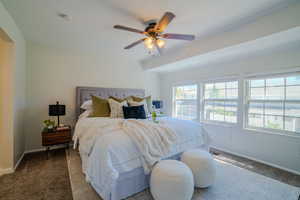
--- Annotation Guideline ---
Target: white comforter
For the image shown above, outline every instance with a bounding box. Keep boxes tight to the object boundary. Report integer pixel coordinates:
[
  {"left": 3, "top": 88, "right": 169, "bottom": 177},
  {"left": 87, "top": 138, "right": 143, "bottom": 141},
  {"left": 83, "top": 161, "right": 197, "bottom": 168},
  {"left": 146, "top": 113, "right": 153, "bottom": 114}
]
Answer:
[{"left": 73, "top": 117, "right": 209, "bottom": 200}]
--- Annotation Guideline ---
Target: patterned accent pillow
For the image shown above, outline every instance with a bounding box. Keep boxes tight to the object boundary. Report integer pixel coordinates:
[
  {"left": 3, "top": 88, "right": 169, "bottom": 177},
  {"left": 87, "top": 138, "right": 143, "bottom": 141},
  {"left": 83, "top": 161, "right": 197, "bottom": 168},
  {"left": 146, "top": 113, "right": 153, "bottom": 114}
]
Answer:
[{"left": 108, "top": 98, "right": 128, "bottom": 118}]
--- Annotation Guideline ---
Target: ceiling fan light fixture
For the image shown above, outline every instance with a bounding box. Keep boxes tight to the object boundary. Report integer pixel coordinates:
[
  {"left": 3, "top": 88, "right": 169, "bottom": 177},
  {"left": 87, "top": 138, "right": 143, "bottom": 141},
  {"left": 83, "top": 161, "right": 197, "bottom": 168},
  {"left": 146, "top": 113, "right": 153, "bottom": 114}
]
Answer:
[
  {"left": 144, "top": 37, "right": 154, "bottom": 49},
  {"left": 144, "top": 37, "right": 153, "bottom": 45},
  {"left": 145, "top": 43, "right": 154, "bottom": 50},
  {"left": 156, "top": 39, "right": 165, "bottom": 48}
]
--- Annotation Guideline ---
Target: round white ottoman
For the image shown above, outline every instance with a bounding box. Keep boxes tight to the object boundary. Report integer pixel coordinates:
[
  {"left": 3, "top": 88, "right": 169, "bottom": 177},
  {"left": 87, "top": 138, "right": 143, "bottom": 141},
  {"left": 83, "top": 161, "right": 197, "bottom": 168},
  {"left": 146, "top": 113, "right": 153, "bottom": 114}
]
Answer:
[
  {"left": 181, "top": 149, "right": 216, "bottom": 188},
  {"left": 150, "top": 160, "right": 194, "bottom": 200}
]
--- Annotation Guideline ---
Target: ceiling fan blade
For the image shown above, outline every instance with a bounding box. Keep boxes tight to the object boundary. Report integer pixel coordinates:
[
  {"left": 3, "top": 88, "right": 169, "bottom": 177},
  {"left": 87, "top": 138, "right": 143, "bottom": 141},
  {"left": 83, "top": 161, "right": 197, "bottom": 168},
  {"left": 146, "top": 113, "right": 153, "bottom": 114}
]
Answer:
[
  {"left": 114, "top": 25, "right": 145, "bottom": 34},
  {"left": 155, "top": 12, "right": 175, "bottom": 33},
  {"left": 124, "top": 38, "right": 146, "bottom": 49},
  {"left": 161, "top": 33, "right": 195, "bottom": 41}
]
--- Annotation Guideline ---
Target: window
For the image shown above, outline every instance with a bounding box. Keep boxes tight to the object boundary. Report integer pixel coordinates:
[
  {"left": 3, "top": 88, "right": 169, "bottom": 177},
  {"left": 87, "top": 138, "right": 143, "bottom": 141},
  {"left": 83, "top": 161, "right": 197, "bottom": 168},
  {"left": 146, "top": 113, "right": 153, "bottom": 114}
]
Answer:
[
  {"left": 173, "top": 84, "right": 198, "bottom": 120},
  {"left": 203, "top": 81, "right": 238, "bottom": 123},
  {"left": 245, "top": 74, "right": 300, "bottom": 134}
]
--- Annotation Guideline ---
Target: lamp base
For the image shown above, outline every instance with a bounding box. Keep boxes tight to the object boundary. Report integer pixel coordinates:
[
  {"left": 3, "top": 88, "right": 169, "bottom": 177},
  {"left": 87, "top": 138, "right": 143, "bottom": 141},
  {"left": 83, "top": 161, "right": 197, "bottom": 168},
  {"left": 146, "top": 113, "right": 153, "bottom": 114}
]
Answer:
[{"left": 57, "top": 115, "right": 60, "bottom": 127}]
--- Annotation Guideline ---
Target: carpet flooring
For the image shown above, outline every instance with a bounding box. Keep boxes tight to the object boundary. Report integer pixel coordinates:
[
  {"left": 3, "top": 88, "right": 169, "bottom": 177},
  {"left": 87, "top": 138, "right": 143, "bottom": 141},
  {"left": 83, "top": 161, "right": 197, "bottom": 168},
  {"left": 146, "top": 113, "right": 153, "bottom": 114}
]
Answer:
[
  {"left": 210, "top": 148, "right": 300, "bottom": 187},
  {"left": 67, "top": 149, "right": 300, "bottom": 200},
  {"left": 1, "top": 148, "right": 299, "bottom": 200},
  {"left": 0, "top": 149, "right": 73, "bottom": 200}
]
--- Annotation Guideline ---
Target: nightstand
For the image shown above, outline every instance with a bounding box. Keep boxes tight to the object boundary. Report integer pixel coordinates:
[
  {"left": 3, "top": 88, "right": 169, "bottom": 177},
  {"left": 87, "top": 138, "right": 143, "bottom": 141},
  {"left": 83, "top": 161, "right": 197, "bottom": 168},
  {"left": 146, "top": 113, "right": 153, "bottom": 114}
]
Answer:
[{"left": 42, "top": 126, "right": 72, "bottom": 159}]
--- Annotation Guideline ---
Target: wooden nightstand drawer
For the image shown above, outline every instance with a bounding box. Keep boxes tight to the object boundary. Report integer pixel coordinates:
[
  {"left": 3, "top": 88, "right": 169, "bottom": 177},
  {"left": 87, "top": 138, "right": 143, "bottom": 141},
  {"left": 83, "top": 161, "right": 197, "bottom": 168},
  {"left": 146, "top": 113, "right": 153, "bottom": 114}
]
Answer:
[
  {"left": 41, "top": 126, "right": 72, "bottom": 159},
  {"left": 42, "top": 129, "right": 71, "bottom": 146},
  {"left": 42, "top": 135, "right": 71, "bottom": 146}
]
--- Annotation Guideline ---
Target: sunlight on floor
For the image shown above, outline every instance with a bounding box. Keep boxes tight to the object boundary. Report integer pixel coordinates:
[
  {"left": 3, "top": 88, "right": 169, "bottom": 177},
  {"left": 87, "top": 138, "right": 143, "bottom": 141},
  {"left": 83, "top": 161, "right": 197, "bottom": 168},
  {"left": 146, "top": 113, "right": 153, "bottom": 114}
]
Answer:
[{"left": 214, "top": 156, "right": 254, "bottom": 169}]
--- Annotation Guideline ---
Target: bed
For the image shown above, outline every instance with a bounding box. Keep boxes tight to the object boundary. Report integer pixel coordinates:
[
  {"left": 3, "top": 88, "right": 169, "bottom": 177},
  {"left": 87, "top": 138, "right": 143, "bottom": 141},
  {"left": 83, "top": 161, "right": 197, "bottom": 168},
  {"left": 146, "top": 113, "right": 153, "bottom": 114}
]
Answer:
[{"left": 74, "top": 86, "right": 210, "bottom": 200}]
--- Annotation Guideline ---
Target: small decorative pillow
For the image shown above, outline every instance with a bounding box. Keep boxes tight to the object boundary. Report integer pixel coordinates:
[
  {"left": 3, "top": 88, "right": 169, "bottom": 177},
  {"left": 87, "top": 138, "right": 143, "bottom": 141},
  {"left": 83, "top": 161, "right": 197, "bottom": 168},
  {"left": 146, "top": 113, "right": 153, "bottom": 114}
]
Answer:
[
  {"left": 128, "top": 99, "right": 149, "bottom": 115},
  {"left": 123, "top": 105, "right": 146, "bottom": 119},
  {"left": 108, "top": 98, "right": 128, "bottom": 118}
]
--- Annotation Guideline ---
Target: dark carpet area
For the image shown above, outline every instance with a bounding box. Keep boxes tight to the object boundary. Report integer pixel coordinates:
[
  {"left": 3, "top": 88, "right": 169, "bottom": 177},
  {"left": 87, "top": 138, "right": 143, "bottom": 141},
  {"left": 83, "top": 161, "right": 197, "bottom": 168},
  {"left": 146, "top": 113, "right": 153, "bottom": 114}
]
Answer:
[{"left": 0, "top": 149, "right": 73, "bottom": 200}]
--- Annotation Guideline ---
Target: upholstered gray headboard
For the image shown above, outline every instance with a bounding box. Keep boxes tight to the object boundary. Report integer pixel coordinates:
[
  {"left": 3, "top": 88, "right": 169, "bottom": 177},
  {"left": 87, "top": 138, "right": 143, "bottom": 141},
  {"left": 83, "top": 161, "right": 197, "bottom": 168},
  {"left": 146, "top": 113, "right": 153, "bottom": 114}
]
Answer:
[{"left": 76, "top": 86, "right": 145, "bottom": 118}]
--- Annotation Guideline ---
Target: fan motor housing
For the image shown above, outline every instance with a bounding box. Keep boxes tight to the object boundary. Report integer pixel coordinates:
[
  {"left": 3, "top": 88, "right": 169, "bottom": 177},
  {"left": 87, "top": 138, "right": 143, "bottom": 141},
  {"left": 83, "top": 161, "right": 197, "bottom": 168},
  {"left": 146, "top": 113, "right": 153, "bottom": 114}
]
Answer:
[
  {"left": 145, "top": 21, "right": 158, "bottom": 37},
  {"left": 145, "top": 22, "right": 156, "bottom": 31},
  {"left": 144, "top": 19, "right": 157, "bottom": 29}
]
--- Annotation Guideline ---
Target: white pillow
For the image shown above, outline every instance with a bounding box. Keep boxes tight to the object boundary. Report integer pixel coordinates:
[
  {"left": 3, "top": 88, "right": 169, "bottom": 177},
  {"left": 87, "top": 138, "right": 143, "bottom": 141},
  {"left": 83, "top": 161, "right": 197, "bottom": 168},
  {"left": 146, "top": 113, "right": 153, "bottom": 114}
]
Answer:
[
  {"left": 108, "top": 98, "right": 128, "bottom": 118},
  {"left": 80, "top": 100, "right": 92, "bottom": 110},
  {"left": 79, "top": 110, "right": 91, "bottom": 119},
  {"left": 128, "top": 100, "right": 149, "bottom": 114}
]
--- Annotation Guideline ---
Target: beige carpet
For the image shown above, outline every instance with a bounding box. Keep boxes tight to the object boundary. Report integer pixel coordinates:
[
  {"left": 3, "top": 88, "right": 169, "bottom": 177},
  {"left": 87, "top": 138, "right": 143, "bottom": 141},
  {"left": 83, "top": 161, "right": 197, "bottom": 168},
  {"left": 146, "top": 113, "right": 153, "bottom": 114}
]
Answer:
[{"left": 67, "top": 150, "right": 300, "bottom": 200}]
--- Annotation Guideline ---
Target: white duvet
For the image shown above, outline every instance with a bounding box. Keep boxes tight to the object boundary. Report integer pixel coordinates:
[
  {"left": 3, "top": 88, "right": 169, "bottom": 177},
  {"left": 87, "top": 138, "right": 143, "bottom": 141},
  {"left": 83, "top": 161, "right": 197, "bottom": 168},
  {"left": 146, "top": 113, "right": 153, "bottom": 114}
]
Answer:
[{"left": 73, "top": 116, "right": 209, "bottom": 200}]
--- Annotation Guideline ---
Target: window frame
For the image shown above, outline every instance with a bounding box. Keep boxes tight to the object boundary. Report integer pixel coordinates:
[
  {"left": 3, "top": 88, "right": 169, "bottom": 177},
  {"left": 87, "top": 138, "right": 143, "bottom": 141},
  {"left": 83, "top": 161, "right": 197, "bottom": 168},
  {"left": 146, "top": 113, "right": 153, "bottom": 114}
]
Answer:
[
  {"left": 172, "top": 83, "right": 199, "bottom": 121},
  {"left": 201, "top": 79, "right": 239, "bottom": 125},
  {"left": 244, "top": 72, "right": 300, "bottom": 136}
]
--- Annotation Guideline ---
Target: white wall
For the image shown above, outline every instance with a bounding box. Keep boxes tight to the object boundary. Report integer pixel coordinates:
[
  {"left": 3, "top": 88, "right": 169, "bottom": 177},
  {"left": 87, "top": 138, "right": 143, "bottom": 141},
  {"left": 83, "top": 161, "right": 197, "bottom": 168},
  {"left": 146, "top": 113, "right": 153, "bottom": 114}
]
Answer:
[
  {"left": 0, "top": 1, "right": 26, "bottom": 172},
  {"left": 160, "top": 48, "right": 300, "bottom": 174},
  {"left": 26, "top": 42, "right": 160, "bottom": 151}
]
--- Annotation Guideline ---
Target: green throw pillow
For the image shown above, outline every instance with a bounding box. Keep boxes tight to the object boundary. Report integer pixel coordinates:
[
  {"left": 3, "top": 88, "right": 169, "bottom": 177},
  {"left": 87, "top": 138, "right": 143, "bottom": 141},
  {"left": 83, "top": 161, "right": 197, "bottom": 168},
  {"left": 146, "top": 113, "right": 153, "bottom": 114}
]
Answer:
[{"left": 89, "top": 96, "right": 110, "bottom": 117}]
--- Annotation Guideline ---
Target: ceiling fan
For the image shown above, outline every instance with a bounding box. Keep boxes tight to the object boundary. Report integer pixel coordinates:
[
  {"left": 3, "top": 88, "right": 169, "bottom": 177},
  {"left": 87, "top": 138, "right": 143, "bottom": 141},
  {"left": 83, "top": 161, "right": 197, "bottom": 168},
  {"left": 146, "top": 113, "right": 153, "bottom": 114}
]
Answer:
[{"left": 113, "top": 12, "right": 195, "bottom": 54}]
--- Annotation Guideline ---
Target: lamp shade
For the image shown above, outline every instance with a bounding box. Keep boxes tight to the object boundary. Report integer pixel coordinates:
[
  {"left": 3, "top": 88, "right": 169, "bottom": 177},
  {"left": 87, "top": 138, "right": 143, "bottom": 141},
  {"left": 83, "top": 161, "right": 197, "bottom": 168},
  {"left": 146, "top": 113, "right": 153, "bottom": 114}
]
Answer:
[
  {"left": 152, "top": 100, "right": 163, "bottom": 109},
  {"left": 49, "top": 102, "right": 65, "bottom": 116}
]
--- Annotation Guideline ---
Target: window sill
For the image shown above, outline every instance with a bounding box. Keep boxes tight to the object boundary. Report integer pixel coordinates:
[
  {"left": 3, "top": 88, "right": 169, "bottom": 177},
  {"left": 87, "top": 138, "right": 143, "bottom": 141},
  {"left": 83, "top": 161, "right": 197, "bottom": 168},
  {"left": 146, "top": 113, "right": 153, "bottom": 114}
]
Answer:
[
  {"left": 244, "top": 127, "right": 300, "bottom": 139},
  {"left": 201, "top": 120, "right": 237, "bottom": 128}
]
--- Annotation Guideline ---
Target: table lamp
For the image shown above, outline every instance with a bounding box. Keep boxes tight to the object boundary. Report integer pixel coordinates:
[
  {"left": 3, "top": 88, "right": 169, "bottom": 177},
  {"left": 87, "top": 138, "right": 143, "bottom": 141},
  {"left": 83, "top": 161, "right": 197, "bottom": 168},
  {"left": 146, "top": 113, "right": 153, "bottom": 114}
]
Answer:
[
  {"left": 49, "top": 101, "right": 65, "bottom": 127},
  {"left": 152, "top": 100, "right": 163, "bottom": 113}
]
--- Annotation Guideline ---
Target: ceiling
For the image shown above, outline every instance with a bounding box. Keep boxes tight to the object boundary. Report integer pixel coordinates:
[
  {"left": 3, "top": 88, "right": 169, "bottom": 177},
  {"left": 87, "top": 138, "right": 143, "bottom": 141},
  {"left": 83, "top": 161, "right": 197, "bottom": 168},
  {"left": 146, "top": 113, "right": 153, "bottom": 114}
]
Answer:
[
  {"left": 144, "top": 27, "right": 300, "bottom": 72},
  {"left": 1, "top": 0, "right": 294, "bottom": 58}
]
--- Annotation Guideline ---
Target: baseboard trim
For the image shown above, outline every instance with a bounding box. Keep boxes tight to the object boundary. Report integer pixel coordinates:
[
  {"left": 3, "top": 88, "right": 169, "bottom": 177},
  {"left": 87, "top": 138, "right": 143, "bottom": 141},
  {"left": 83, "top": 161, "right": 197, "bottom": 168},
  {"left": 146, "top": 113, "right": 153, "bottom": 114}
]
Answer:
[
  {"left": 25, "top": 144, "right": 71, "bottom": 154},
  {"left": 0, "top": 168, "right": 14, "bottom": 176},
  {"left": 211, "top": 146, "right": 300, "bottom": 176},
  {"left": 14, "top": 152, "right": 25, "bottom": 171},
  {"left": 24, "top": 148, "right": 46, "bottom": 154},
  {"left": 0, "top": 152, "right": 25, "bottom": 176}
]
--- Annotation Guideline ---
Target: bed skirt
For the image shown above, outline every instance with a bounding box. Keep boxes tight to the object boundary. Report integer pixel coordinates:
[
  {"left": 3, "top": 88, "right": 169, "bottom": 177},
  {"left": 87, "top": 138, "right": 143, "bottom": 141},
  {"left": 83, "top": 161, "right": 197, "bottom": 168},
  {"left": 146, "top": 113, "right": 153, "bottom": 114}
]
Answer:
[
  {"left": 85, "top": 143, "right": 209, "bottom": 200},
  {"left": 119, "top": 153, "right": 182, "bottom": 200},
  {"left": 90, "top": 153, "right": 183, "bottom": 200}
]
